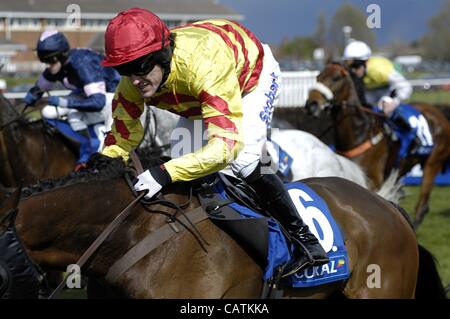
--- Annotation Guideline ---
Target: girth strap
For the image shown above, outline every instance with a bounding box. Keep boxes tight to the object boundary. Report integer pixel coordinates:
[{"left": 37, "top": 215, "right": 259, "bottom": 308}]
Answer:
[{"left": 105, "top": 206, "right": 208, "bottom": 284}]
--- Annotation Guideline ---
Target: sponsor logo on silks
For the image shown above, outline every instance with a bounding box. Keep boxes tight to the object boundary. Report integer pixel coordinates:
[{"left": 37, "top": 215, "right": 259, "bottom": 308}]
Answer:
[
  {"left": 286, "top": 182, "right": 350, "bottom": 288},
  {"left": 259, "top": 72, "right": 279, "bottom": 126}
]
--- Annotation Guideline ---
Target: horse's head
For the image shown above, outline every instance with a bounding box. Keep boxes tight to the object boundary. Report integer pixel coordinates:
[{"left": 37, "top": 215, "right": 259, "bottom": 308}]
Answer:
[{"left": 305, "top": 63, "right": 354, "bottom": 117}]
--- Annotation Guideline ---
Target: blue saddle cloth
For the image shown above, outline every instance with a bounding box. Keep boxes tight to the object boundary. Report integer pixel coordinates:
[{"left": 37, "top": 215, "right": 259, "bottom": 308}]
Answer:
[
  {"left": 388, "top": 104, "right": 434, "bottom": 163},
  {"left": 212, "top": 178, "right": 350, "bottom": 288}
]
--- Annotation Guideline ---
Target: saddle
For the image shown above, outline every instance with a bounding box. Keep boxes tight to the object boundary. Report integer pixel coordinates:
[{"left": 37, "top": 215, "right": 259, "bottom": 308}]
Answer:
[
  {"left": 193, "top": 172, "right": 350, "bottom": 294},
  {"left": 102, "top": 153, "right": 348, "bottom": 296},
  {"left": 194, "top": 173, "right": 271, "bottom": 269}
]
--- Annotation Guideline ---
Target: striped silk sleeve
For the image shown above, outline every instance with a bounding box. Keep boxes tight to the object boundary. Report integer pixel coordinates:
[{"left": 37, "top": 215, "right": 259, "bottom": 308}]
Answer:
[
  {"left": 163, "top": 48, "right": 244, "bottom": 182},
  {"left": 102, "top": 77, "right": 145, "bottom": 161}
]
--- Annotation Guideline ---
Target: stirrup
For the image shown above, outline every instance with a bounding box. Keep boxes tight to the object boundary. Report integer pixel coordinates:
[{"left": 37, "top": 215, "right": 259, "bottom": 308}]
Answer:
[
  {"left": 281, "top": 236, "right": 329, "bottom": 278},
  {"left": 281, "top": 255, "right": 329, "bottom": 278},
  {"left": 281, "top": 259, "right": 313, "bottom": 278}
]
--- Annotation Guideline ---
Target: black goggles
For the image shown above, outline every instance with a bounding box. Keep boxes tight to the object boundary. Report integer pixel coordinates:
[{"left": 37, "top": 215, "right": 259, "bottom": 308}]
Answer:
[
  {"left": 113, "top": 54, "right": 157, "bottom": 77},
  {"left": 350, "top": 60, "right": 367, "bottom": 69},
  {"left": 37, "top": 51, "right": 60, "bottom": 64}
]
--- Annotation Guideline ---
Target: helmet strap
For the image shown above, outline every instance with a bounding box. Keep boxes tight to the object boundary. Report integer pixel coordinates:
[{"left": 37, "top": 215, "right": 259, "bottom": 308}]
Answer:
[{"left": 157, "top": 34, "right": 175, "bottom": 91}]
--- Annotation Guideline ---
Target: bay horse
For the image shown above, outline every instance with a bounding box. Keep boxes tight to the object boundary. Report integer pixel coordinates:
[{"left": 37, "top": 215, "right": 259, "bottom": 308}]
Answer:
[
  {"left": 0, "top": 94, "right": 76, "bottom": 187},
  {"left": 305, "top": 63, "right": 450, "bottom": 228},
  {"left": 1, "top": 154, "right": 445, "bottom": 298},
  {"left": 0, "top": 93, "right": 175, "bottom": 188}
]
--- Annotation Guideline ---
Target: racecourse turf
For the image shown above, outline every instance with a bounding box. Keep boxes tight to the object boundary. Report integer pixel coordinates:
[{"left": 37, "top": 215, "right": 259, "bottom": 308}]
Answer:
[{"left": 400, "top": 185, "right": 450, "bottom": 287}]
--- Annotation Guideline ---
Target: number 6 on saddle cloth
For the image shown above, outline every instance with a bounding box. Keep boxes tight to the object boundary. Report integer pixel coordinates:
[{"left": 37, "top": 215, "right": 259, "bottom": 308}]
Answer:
[{"left": 195, "top": 173, "right": 350, "bottom": 288}]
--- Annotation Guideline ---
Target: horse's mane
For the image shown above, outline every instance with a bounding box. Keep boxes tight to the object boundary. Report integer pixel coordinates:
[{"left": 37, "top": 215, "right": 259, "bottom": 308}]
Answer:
[
  {"left": 20, "top": 150, "right": 167, "bottom": 198},
  {"left": 20, "top": 154, "right": 127, "bottom": 198},
  {"left": 330, "top": 61, "right": 344, "bottom": 66},
  {"left": 0, "top": 93, "right": 19, "bottom": 123}
]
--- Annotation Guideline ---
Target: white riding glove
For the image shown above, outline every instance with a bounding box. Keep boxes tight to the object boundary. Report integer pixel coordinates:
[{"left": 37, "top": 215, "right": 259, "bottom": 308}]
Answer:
[
  {"left": 378, "top": 96, "right": 400, "bottom": 115},
  {"left": 133, "top": 165, "right": 172, "bottom": 199}
]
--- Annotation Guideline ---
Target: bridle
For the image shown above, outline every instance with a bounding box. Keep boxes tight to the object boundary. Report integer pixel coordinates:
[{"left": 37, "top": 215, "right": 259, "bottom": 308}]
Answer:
[
  {"left": 310, "top": 66, "right": 387, "bottom": 157},
  {"left": 138, "top": 106, "right": 171, "bottom": 155}
]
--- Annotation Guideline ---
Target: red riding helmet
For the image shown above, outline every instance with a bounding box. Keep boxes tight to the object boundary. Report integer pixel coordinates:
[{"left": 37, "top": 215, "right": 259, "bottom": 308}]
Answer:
[{"left": 102, "top": 8, "right": 171, "bottom": 67}]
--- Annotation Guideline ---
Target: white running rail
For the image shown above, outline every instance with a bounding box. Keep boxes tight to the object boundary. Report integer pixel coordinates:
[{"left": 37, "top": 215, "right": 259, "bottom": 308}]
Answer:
[
  {"left": 4, "top": 71, "right": 449, "bottom": 108},
  {"left": 277, "top": 71, "right": 319, "bottom": 107}
]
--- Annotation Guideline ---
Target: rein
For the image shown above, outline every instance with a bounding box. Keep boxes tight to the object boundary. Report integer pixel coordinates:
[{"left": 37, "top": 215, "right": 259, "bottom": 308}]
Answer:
[
  {"left": 320, "top": 99, "right": 387, "bottom": 158},
  {"left": 137, "top": 106, "right": 171, "bottom": 154},
  {"left": 48, "top": 151, "right": 146, "bottom": 298},
  {"left": 0, "top": 108, "right": 37, "bottom": 130},
  {"left": 355, "top": 104, "right": 388, "bottom": 118},
  {"left": 48, "top": 189, "right": 145, "bottom": 298},
  {"left": 48, "top": 151, "right": 209, "bottom": 297}
]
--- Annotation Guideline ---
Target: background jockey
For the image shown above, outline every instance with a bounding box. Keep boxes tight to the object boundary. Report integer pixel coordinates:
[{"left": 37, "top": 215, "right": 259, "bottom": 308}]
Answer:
[
  {"left": 23, "top": 30, "right": 120, "bottom": 171},
  {"left": 342, "top": 40, "right": 413, "bottom": 114},
  {"left": 342, "top": 40, "right": 433, "bottom": 164},
  {"left": 101, "top": 8, "right": 329, "bottom": 277}
]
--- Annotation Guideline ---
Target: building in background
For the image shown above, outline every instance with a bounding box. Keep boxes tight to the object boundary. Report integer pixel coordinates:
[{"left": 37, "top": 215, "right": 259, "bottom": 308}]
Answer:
[
  {"left": 0, "top": 0, "right": 242, "bottom": 74},
  {"left": 0, "top": 38, "right": 26, "bottom": 72}
]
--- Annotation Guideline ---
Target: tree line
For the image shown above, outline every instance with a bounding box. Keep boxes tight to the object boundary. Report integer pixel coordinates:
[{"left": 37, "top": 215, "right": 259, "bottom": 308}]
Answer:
[{"left": 276, "top": 1, "right": 450, "bottom": 63}]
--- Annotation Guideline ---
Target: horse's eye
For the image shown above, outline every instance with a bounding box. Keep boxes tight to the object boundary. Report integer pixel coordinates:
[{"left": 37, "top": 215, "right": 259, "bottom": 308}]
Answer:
[{"left": 332, "top": 75, "right": 341, "bottom": 82}]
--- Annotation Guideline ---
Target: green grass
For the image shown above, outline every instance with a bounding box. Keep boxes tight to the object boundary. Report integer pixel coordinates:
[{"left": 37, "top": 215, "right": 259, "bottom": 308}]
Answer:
[
  {"left": 409, "top": 90, "right": 450, "bottom": 104},
  {"left": 400, "top": 186, "right": 450, "bottom": 287},
  {"left": 3, "top": 76, "right": 36, "bottom": 88}
]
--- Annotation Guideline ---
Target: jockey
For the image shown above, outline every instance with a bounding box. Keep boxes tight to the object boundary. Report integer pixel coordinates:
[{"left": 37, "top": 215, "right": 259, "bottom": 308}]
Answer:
[
  {"left": 101, "top": 8, "right": 328, "bottom": 277},
  {"left": 342, "top": 40, "right": 413, "bottom": 114},
  {"left": 343, "top": 41, "right": 432, "bottom": 163},
  {"left": 23, "top": 30, "right": 120, "bottom": 171}
]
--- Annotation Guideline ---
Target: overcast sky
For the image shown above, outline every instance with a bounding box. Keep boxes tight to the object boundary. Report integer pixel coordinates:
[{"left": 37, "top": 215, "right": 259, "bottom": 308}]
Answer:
[{"left": 219, "top": 0, "right": 444, "bottom": 45}]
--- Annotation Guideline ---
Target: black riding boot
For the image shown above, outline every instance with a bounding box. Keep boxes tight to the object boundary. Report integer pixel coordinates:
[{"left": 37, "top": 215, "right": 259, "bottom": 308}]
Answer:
[{"left": 245, "top": 168, "right": 329, "bottom": 277}]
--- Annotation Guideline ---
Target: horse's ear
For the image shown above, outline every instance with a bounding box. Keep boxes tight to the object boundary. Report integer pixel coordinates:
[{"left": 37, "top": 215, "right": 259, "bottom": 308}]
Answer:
[
  {"left": 0, "top": 184, "right": 21, "bottom": 224},
  {"left": 325, "top": 53, "right": 334, "bottom": 65}
]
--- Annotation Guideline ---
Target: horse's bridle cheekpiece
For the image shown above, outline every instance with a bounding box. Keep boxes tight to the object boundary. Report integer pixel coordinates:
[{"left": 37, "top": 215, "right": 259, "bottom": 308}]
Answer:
[{"left": 0, "top": 209, "right": 46, "bottom": 299}]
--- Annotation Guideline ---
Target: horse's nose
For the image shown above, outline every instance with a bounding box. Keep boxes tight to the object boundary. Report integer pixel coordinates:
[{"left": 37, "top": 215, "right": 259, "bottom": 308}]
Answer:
[{"left": 305, "top": 100, "right": 319, "bottom": 116}]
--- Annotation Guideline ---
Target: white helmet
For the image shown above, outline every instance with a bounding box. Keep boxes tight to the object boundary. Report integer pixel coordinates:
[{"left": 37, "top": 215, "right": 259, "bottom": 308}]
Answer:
[{"left": 342, "top": 41, "right": 372, "bottom": 60}]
